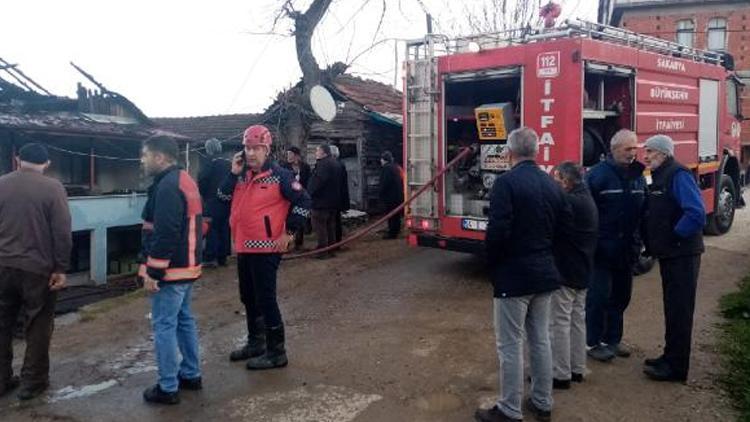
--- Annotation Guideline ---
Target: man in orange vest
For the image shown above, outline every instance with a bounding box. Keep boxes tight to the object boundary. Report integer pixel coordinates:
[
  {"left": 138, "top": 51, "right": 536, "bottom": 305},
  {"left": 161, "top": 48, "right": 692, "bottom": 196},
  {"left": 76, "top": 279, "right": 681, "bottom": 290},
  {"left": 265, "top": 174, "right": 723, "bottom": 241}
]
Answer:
[
  {"left": 220, "top": 125, "right": 311, "bottom": 370},
  {"left": 139, "top": 136, "right": 204, "bottom": 405}
]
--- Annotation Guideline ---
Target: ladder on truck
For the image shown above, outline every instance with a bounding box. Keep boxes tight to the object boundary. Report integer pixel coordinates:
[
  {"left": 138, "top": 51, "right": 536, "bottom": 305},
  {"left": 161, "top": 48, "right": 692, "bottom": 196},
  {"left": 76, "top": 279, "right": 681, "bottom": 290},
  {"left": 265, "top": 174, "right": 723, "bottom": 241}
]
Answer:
[{"left": 404, "top": 36, "right": 441, "bottom": 221}]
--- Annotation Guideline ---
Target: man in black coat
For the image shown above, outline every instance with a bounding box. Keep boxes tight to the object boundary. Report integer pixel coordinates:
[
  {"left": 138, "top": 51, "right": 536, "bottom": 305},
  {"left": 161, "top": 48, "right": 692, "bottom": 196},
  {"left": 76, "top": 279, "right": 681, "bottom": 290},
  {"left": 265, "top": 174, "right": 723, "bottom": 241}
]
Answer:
[
  {"left": 198, "top": 138, "right": 231, "bottom": 267},
  {"left": 550, "top": 161, "right": 599, "bottom": 390},
  {"left": 307, "top": 144, "right": 342, "bottom": 259},
  {"left": 642, "top": 135, "right": 706, "bottom": 383},
  {"left": 379, "top": 151, "right": 404, "bottom": 239},
  {"left": 475, "top": 127, "right": 572, "bottom": 422}
]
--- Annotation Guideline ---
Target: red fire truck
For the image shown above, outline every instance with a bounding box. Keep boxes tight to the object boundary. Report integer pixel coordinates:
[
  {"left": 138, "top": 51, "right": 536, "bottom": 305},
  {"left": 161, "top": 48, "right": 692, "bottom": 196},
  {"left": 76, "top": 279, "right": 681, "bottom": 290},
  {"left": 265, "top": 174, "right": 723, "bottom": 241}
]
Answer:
[{"left": 403, "top": 20, "right": 744, "bottom": 254}]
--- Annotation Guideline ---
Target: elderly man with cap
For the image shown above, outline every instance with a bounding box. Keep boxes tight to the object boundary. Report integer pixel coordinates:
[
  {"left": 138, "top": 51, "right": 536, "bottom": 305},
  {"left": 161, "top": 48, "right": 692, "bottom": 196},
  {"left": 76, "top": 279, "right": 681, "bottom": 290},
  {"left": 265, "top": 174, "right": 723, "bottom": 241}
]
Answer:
[
  {"left": 219, "top": 125, "right": 311, "bottom": 370},
  {"left": 198, "top": 138, "right": 232, "bottom": 267},
  {"left": 642, "top": 134, "right": 706, "bottom": 383},
  {"left": 0, "top": 143, "right": 71, "bottom": 401},
  {"left": 378, "top": 151, "right": 404, "bottom": 239}
]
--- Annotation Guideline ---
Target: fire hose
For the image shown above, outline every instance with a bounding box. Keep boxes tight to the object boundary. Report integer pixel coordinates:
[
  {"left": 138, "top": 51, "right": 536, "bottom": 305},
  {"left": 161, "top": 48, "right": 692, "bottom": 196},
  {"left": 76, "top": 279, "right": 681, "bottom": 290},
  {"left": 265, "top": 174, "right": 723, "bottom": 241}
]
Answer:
[{"left": 284, "top": 147, "right": 475, "bottom": 260}]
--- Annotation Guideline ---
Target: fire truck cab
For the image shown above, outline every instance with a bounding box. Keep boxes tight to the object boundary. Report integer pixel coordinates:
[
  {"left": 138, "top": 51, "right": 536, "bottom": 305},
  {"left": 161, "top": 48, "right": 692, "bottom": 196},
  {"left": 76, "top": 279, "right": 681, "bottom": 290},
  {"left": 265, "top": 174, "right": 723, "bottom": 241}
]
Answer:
[{"left": 404, "top": 20, "right": 744, "bottom": 254}]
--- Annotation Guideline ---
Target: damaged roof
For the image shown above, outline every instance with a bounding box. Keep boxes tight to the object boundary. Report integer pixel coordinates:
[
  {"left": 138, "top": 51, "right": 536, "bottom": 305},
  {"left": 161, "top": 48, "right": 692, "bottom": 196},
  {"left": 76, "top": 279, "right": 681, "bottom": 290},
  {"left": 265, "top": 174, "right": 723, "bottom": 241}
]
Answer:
[
  {"left": 153, "top": 113, "right": 262, "bottom": 143},
  {"left": 330, "top": 74, "right": 402, "bottom": 116}
]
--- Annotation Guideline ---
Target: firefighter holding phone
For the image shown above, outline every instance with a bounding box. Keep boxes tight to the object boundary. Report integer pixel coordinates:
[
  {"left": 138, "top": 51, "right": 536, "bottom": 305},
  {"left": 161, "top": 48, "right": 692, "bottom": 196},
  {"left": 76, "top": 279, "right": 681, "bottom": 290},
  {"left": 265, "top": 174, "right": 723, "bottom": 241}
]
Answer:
[{"left": 218, "top": 125, "right": 311, "bottom": 370}]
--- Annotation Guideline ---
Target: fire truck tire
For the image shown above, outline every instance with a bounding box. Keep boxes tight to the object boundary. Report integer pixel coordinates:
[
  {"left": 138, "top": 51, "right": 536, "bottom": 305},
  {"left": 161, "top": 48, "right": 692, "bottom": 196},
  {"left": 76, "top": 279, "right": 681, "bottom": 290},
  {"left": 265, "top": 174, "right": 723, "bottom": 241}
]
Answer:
[
  {"left": 705, "top": 174, "right": 736, "bottom": 235},
  {"left": 582, "top": 126, "right": 606, "bottom": 167}
]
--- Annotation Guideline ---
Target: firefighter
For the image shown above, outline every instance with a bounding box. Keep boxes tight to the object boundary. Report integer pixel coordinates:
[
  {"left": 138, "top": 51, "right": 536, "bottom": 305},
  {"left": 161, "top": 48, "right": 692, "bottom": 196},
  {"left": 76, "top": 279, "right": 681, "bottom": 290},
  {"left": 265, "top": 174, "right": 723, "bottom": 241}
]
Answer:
[
  {"left": 641, "top": 135, "right": 706, "bottom": 382},
  {"left": 198, "top": 138, "right": 231, "bottom": 267},
  {"left": 139, "top": 136, "right": 204, "bottom": 405},
  {"left": 0, "top": 143, "right": 71, "bottom": 401},
  {"left": 584, "top": 129, "right": 646, "bottom": 362},
  {"left": 550, "top": 161, "right": 598, "bottom": 389},
  {"left": 221, "top": 125, "right": 311, "bottom": 370},
  {"left": 475, "top": 127, "right": 573, "bottom": 422}
]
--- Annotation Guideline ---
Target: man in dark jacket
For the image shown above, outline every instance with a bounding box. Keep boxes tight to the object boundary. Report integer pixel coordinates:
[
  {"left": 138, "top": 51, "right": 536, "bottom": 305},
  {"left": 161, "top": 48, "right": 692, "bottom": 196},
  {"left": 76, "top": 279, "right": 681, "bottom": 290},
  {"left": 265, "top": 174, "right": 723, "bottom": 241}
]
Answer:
[
  {"left": 139, "top": 136, "right": 204, "bottom": 405},
  {"left": 642, "top": 135, "right": 706, "bottom": 382},
  {"left": 475, "top": 127, "right": 572, "bottom": 422},
  {"left": 198, "top": 138, "right": 231, "bottom": 267},
  {"left": 0, "top": 143, "right": 71, "bottom": 401},
  {"left": 585, "top": 129, "right": 646, "bottom": 362},
  {"left": 282, "top": 146, "right": 312, "bottom": 250},
  {"left": 379, "top": 151, "right": 404, "bottom": 239},
  {"left": 550, "top": 161, "right": 599, "bottom": 390},
  {"left": 307, "top": 144, "right": 342, "bottom": 258}
]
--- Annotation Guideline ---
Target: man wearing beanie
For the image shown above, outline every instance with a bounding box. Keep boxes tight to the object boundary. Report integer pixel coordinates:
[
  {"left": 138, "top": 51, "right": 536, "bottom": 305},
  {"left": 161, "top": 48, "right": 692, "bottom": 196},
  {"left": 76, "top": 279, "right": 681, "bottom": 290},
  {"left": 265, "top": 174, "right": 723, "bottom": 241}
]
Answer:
[
  {"left": 198, "top": 138, "right": 231, "bottom": 267},
  {"left": 642, "top": 134, "right": 706, "bottom": 383},
  {"left": 0, "top": 143, "right": 72, "bottom": 400}
]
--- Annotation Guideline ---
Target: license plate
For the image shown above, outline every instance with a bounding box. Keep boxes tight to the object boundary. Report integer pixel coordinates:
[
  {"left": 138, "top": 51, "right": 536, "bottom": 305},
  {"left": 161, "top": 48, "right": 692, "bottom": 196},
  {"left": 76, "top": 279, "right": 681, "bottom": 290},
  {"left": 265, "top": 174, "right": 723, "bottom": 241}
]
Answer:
[{"left": 462, "top": 218, "right": 488, "bottom": 231}]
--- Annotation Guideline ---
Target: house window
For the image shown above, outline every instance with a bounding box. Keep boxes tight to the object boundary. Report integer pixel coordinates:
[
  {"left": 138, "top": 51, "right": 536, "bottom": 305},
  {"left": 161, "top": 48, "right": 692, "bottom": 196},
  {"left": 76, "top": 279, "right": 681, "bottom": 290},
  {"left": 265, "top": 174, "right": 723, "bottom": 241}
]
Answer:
[
  {"left": 676, "top": 20, "right": 694, "bottom": 47},
  {"left": 707, "top": 18, "right": 727, "bottom": 51}
]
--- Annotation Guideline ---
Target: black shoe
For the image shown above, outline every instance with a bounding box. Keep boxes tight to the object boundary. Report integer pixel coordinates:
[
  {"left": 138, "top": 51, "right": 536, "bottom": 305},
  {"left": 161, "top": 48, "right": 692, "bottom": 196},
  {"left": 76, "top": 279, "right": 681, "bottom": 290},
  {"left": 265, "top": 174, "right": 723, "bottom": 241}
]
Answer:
[
  {"left": 644, "top": 355, "right": 666, "bottom": 367},
  {"left": 643, "top": 361, "right": 687, "bottom": 383},
  {"left": 0, "top": 376, "right": 20, "bottom": 397},
  {"left": 571, "top": 373, "right": 584, "bottom": 383},
  {"left": 143, "top": 384, "right": 180, "bottom": 405},
  {"left": 474, "top": 405, "right": 521, "bottom": 422},
  {"left": 247, "top": 325, "right": 288, "bottom": 370},
  {"left": 178, "top": 375, "right": 202, "bottom": 391},
  {"left": 16, "top": 382, "right": 48, "bottom": 401},
  {"left": 230, "top": 324, "right": 266, "bottom": 361},
  {"left": 203, "top": 260, "right": 218, "bottom": 269},
  {"left": 524, "top": 398, "right": 552, "bottom": 422},
  {"left": 553, "top": 378, "right": 571, "bottom": 390}
]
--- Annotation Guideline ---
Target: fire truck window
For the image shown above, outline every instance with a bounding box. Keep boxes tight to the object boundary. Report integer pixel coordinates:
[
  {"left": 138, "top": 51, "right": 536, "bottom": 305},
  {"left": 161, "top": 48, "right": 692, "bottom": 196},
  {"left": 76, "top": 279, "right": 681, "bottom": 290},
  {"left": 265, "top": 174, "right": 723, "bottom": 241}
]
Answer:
[{"left": 727, "top": 80, "right": 740, "bottom": 117}]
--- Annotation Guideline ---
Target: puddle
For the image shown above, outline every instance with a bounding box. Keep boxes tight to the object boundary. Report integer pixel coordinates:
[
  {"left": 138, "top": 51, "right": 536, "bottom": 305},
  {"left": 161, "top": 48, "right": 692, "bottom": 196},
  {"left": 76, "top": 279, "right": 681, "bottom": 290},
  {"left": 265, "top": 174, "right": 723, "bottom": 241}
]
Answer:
[
  {"left": 414, "top": 391, "right": 464, "bottom": 413},
  {"left": 50, "top": 379, "right": 118, "bottom": 403},
  {"left": 224, "top": 384, "right": 382, "bottom": 422}
]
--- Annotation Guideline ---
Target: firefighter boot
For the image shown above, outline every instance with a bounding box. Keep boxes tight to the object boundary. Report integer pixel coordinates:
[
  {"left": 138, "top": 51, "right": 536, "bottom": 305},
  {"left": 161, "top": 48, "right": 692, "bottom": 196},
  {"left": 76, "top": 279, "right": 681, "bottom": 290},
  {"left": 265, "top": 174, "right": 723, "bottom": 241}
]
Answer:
[
  {"left": 246, "top": 325, "right": 288, "bottom": 370},
  {"left": 230, "top": 317, "right": 266, "bottom": 361}
]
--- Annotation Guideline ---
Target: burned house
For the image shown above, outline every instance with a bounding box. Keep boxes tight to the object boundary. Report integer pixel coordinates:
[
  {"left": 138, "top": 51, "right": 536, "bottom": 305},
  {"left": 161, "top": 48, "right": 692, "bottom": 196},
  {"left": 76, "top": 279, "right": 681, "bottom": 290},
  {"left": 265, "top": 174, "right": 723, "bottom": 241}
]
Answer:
[
  {"left": 0, "top": 60, "right": 188, "bottom": 285},
  {"left": 157, "top": 73, "right": 403, "bottom": 213}
]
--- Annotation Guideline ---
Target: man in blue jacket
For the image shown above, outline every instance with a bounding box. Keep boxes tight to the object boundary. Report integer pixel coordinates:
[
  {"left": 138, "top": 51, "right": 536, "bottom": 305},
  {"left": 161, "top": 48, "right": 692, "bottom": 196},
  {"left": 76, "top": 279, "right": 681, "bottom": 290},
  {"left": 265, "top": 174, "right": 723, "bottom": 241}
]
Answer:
[
  {"left": 585, "top": 129, "right": 646, "bottom": 362},
  {"left": 475, "top": 127, "right": 573, "bottom": 422},
  {"left": 139, "top": 136, "right": 204, "bottom": 405},
  {"left": 642, "top": 135, "right": 705, "bottom": 382}
]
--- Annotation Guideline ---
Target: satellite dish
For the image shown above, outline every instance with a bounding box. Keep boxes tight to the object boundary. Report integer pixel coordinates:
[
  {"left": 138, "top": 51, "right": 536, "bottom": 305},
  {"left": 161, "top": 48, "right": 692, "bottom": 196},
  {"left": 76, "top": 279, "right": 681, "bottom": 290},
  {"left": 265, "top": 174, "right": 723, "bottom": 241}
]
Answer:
[{"left": 310, "top": 85, "right": 337, "bottom": 122}]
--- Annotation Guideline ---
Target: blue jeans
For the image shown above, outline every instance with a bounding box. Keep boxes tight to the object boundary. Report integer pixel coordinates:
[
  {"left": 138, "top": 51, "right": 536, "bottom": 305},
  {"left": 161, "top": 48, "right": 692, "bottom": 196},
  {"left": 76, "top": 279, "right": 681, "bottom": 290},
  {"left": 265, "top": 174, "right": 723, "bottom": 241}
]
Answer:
[
  {"left": 151, "top": 283, "right": 201, "bottom": 393},
  {"left": 585, "top": 265, "right": 633, "bottom": 347}
]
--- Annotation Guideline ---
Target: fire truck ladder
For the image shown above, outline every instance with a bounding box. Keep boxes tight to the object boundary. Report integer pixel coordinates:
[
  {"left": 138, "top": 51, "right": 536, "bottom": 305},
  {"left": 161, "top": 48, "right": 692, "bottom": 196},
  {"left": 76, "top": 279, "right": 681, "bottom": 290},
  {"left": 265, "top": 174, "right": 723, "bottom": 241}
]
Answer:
[{"left": 404, "top": 35, "right": 441, "bottom": 220}]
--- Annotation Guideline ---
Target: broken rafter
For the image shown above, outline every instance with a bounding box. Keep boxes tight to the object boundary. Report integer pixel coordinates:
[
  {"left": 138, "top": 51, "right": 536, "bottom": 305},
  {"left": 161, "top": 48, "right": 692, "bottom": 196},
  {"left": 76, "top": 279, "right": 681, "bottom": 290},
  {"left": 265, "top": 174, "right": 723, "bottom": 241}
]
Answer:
[
  {"left": 0, "top": 57, "right": 53, "bottom": 96},
  {"left": 70, "top": 61, "right": 109, "bottom": 93}
]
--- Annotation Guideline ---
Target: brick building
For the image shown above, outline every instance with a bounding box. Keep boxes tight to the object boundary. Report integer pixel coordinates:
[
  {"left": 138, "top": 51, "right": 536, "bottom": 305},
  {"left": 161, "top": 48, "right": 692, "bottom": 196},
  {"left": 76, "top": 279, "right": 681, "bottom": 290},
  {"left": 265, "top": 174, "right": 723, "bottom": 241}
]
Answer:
[{"left": 609, "top": 0, "right": 750, "bottom": 173}]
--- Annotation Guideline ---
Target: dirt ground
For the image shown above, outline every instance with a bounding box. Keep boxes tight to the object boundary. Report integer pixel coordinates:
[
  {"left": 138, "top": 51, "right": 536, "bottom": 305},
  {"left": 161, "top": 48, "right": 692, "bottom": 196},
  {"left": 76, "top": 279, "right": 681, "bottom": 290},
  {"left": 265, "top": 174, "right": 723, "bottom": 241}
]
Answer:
[{"left": 1, "top": 195, "right": 748, "bottom": 422}]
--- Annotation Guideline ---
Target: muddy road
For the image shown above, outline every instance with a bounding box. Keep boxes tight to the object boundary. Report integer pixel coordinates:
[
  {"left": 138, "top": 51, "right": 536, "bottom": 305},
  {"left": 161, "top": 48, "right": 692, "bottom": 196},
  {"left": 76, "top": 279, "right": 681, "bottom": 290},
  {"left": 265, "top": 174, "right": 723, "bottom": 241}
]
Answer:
[{"left": 2, "top": 199, "right": 748, "bottom": 421}]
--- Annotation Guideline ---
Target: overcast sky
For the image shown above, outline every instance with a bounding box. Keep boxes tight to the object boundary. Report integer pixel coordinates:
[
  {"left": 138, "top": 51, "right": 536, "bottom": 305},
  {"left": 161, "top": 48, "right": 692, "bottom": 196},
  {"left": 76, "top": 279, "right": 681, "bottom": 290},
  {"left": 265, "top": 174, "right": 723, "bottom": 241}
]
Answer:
[{"left": 2, "top": 0, "right": 597, "bottom": 118}]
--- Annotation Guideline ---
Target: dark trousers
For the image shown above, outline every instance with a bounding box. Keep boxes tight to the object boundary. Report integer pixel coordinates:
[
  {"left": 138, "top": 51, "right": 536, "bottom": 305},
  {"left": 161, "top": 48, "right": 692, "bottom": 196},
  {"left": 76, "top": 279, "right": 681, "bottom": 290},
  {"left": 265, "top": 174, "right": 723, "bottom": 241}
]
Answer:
[
  {"left": 335, "top": 212, "right": 343, "bottom": 243},
  {"left": 586, "top": 264, "right": 633, "bottom": 347},
  {"left": 0, "top": 266, "right": 56, "bottom": 388},
  {"left": 237, "top": 254, "right": 283, "bottom": 330},
  {"left": 659, "top": 254, "right": 700, "bottom": 377},
  {"left": 204, "top": 213, "right": 231, "bottom": 264},
  {"left": 387, "top": 213, "right": 402, "bottom": 237},
  {"left": 312, "top": 209, "right": 337, "bottom": 249}
]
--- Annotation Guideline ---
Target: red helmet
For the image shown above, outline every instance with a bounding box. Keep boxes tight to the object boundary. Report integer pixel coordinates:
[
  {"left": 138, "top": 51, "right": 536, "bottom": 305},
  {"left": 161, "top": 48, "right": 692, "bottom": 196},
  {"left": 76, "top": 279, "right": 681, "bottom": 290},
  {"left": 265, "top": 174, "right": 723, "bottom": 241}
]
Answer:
[{"left": 243, "top": 125, "right": 273, "bottom": 148}]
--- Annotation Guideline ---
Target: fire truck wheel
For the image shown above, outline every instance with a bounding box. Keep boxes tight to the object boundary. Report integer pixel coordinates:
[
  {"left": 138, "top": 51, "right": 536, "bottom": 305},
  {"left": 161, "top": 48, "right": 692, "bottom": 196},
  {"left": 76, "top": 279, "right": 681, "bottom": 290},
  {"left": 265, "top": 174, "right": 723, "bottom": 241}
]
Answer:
[{"left": 705, "top": 174, "right": 736, "bottom": 235}]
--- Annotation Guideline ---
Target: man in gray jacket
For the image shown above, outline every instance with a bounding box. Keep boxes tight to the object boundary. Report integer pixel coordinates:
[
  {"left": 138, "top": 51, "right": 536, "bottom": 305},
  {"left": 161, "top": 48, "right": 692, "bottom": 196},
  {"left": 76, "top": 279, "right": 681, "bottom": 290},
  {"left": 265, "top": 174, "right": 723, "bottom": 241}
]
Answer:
[{"left": 0, "top": 143, "right": 71, "bottom": 401}]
